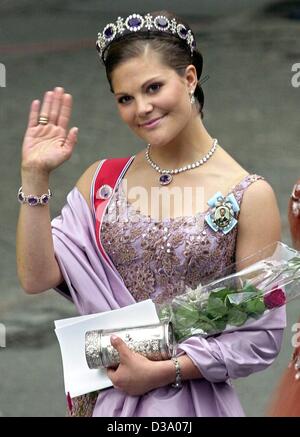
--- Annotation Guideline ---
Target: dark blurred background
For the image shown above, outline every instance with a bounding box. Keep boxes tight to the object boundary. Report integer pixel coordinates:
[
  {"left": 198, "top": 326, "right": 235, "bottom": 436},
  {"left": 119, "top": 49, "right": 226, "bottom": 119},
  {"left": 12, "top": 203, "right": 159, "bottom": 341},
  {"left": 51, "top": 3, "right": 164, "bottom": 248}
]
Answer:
[{"left": 0, "top": 0, "right": 300, "bottom": 416}]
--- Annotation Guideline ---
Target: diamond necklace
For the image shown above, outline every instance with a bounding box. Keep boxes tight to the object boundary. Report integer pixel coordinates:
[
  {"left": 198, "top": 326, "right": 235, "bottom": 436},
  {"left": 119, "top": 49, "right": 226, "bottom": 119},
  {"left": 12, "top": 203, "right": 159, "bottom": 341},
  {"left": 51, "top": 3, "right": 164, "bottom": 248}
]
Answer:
[{"left": 145, "top": 138, "right": 218, "bottom": 186}]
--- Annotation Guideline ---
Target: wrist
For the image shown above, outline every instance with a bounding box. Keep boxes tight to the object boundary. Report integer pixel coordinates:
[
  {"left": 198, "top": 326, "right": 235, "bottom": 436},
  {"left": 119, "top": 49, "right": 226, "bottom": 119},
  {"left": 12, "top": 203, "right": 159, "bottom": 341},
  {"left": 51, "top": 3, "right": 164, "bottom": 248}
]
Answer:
[
  {"left": 21, "top": 168, "right": 50, "bottom": 192},
  {"left": 171, "top": 357, "right": 183, "bottom": 389},
  {"left": 18, "top": 186, "right": 52, "bottom": 206},
  {"left": 150, "top": 359, "right": 178, "bottom": 390},
  {"left": 21, "top": 165, "right": 50, "bottom": 179}
]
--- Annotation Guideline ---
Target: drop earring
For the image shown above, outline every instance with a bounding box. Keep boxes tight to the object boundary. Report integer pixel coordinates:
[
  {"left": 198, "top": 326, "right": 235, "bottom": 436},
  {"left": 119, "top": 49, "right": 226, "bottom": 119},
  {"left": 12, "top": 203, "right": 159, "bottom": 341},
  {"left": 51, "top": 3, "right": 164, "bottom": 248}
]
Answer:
[{"left": 190, "top": 92, "right": 195, "bottom": 105}]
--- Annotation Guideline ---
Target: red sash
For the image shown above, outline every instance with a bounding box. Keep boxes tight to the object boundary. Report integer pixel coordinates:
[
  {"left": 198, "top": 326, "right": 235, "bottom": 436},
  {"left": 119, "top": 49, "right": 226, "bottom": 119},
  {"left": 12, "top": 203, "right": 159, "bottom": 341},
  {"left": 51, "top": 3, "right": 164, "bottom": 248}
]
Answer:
[{"left": 92, "top": 156, "right": 134, "bottom": 268}]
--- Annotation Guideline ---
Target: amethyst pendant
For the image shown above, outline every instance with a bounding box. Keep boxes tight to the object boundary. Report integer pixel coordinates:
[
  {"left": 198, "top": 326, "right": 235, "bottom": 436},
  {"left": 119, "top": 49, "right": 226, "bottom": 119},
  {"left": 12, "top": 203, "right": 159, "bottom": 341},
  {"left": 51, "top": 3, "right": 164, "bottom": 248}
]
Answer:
[{"left": 159, "top": 174, "right": 172, "bottom": 186}]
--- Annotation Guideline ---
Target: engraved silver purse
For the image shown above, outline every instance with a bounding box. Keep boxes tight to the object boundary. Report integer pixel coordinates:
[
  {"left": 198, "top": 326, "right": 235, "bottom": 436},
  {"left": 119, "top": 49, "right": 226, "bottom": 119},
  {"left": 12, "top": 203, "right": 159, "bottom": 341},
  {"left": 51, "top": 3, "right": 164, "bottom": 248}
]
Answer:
[{"left": 85, "top": 321, "right": 176, "bottom": 369}]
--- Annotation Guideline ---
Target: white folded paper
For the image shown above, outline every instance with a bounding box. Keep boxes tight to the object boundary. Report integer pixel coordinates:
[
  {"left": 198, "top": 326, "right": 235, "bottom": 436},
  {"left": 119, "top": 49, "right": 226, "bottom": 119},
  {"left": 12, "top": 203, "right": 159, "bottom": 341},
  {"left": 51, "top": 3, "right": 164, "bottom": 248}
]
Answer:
[{"left": 54, "top": 299, "right": 160, "bottom": 398}]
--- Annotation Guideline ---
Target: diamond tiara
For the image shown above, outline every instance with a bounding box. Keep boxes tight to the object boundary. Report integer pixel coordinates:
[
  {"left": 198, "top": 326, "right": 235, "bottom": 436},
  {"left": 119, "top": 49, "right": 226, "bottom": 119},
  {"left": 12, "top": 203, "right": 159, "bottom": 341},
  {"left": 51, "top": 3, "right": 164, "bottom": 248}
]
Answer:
[{"left": 96, "top": 13, "right": 196, "bottom": 63}]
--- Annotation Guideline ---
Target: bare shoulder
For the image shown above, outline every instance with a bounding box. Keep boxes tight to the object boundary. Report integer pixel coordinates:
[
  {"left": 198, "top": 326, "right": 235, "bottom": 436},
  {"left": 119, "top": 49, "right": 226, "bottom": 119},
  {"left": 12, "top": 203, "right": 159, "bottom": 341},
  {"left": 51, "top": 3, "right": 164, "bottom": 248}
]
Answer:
[
  {"left": 241, "top": 179, "right": 279, "bottom": 212},
  {"left": 236, "top": 179, "right": 281, "bottom": 259},
  {"left": 75, "top": 160, "right": 101, "bottom": 209}
]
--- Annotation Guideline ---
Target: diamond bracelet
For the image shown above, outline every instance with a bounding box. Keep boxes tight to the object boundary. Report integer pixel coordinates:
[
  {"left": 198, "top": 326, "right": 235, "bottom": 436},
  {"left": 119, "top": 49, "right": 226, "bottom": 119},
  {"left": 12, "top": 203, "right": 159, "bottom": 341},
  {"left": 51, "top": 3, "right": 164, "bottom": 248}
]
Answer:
[{"left": 17, "top": 186, "right": 52, "bottom": 206}]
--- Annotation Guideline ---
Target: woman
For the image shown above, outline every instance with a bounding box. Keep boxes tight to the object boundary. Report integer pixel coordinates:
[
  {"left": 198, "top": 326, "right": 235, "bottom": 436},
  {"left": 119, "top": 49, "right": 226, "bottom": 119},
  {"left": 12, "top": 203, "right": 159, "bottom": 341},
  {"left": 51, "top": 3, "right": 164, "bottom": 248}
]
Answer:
[
  {"left": 16, "top": 10, "right": 286, "bottom": 417},
  {"left": 267, "top": 182, "right": 300, "bottom": 417}
]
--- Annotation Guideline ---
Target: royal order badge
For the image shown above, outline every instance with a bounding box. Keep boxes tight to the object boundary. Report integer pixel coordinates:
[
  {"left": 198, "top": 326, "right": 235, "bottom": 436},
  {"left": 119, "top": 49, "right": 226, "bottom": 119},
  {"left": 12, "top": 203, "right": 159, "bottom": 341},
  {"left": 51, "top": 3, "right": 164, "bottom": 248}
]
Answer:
[{"left": 205, "top": 192, "right": 240, "bottom": 234}]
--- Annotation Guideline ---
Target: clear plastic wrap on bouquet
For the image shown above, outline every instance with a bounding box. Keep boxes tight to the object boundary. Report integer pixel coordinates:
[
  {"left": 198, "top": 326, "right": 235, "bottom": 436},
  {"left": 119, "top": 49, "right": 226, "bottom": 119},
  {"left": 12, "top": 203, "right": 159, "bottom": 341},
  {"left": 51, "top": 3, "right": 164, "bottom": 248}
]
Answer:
[{"left": 156, "top": 242, "right": 300, "bottom": 343}]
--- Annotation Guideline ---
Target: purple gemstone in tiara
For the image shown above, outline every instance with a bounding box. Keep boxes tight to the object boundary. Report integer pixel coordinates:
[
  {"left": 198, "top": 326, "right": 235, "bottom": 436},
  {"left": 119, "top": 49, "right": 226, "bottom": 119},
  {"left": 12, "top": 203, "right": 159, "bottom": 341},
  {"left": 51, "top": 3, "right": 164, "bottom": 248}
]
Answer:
[
  {"left": 177, "top": 24, "right": 188, "bottom": 39},
  {"left": 97, "top": 13, "right": 196, "bottom": 63},
  {"left": 158, "top": 18, "right": 168, "bottom": 27},
  {"left": 103, "top": 23, "right": 117, "bottom": 42},
  {"left": 155, "top": 16, "right": 169, "bottom": 30},
  {"left": 104, "top": 27, "right": 114, "bottom": 38},
  {"left": 128, "top": 17, "right": 142, "bottom": 28},
  {"left": 125, "top": 14, "right": 144, "bottom": 32}
]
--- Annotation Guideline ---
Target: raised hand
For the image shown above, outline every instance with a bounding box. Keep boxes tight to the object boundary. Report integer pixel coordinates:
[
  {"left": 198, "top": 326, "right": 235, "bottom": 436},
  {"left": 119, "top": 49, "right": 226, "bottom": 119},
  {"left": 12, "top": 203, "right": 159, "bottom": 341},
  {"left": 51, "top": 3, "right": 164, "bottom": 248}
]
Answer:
[{"left": 21, "top": 87, "right": 78, "bottom": 175}]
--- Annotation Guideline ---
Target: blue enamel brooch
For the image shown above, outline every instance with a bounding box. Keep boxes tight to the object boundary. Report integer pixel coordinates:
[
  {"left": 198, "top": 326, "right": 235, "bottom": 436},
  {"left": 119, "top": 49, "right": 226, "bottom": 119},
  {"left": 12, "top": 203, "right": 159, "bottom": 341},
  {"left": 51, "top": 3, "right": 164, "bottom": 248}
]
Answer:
[{"left": 205, "top": 192, "right": 240, "bottom": 234}]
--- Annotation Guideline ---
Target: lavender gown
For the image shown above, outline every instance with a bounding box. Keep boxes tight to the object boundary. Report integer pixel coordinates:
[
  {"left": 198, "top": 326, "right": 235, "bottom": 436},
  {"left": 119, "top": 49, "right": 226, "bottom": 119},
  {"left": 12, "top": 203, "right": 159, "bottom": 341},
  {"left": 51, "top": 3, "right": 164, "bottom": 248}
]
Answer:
[{"left": 51, "top": 164, "right": 286, "bottom": 417}]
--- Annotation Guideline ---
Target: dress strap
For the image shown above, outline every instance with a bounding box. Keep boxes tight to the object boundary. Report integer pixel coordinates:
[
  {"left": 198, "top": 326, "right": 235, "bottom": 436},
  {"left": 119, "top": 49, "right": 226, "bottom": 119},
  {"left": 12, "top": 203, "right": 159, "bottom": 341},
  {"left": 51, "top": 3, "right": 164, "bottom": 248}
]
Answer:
[
  {"left": 91, "top": 156, "right": 135, "bottom": 266},
  {"left": 231, "top": 174, "right": 265, "bottom": 210}
]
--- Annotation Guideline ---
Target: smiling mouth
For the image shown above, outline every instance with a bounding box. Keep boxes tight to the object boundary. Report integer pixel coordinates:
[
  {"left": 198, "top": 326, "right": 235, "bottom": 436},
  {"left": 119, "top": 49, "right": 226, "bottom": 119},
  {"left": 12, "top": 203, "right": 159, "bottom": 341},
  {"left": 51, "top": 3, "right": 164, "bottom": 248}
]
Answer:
[{"left": 139, "top": 115, "right": 166, "bottom": 128}]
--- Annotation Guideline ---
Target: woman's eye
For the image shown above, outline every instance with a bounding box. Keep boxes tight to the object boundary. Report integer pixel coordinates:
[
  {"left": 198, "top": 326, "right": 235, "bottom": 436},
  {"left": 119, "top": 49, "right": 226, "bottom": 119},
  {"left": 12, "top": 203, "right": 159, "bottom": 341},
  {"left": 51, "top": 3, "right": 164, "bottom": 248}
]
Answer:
[
  {"left": 117, "top": 84, "right": 162, "bottom": 104},
  {"left": 118, "top": 95, "right": 132, "bottom": 104},
  {"left": 148, "top": 83, "right": 162, "bottom": 93}
]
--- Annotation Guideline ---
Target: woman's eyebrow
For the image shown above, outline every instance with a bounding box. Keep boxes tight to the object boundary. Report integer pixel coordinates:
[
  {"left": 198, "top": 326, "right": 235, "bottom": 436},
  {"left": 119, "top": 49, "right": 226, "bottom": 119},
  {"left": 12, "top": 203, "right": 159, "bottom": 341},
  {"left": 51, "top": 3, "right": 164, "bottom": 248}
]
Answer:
[{"left": 114, "top": 76, "right": 162, "bottom": 96}]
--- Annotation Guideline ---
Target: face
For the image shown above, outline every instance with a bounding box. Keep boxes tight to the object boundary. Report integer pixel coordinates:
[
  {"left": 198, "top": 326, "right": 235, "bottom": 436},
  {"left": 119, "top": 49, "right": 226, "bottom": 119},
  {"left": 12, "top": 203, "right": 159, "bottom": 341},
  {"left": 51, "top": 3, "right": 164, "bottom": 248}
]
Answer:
[{"left": 111, "top": 48, "right": 196, "bottom": 148}]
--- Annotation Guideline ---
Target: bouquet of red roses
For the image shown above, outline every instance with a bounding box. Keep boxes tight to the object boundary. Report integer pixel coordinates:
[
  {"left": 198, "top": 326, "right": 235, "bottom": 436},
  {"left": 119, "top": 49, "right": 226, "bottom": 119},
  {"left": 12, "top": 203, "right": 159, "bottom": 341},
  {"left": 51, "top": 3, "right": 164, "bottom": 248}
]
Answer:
[{"left": 157, "top": 242, "right": 300, "bottom": 343}]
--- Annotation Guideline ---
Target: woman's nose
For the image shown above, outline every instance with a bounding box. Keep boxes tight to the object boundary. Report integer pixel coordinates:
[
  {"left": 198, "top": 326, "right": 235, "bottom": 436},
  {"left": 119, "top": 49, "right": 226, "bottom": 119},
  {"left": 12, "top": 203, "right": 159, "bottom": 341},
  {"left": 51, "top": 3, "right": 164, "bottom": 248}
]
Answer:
[{"left": 136, "top": 97, "right": 153, "bottom": 117}]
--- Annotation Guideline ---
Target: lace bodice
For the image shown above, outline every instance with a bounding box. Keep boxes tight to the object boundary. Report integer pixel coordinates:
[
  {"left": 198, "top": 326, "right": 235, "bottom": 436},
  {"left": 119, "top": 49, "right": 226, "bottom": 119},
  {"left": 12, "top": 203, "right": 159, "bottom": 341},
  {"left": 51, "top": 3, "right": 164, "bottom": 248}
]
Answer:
[{"left": 100, "top": 174, "right": 263, "bottom": 304}]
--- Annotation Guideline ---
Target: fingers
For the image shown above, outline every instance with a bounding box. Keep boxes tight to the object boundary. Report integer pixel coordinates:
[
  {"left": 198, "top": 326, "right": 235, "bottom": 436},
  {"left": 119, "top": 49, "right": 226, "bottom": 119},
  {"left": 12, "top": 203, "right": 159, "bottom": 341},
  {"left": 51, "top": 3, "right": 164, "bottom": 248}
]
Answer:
[
  {"left": 106, "top": 367, "right": 116, "bottom": 379},
  {"left": 49, "top": 87, "right": 64, "bottom": 124},
  {"left": 57, "top": 93, "right": 73, "bottom": 130},
  {"left": 110, "top": 336, "right": 131, "bottom": 364},
  {"left": 27, "top": 99, "right": 41, "bottom": 128},
  {"left": 63, "top": 127, "right": 78, "bottom": 154},
  {"left": 29, "top": 87, "right": 73, "bottom": 129},
  {"left": 110, "top": 335, "right": 122, "bottom": 348},
  {"left": 106, "top": 367, "right": 120, "bottom": 390},
  {"left": 39, "top": 90, "right": 54, "bottom": 119}
]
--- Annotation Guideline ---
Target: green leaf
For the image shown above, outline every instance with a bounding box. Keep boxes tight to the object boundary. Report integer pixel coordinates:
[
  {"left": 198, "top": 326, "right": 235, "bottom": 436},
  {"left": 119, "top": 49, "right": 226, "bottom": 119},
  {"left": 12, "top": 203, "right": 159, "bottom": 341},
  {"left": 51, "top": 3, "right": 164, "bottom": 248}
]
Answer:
[
  {"left": 227, "top": 307, "right": 248, "bottom": 326},
  {"left": 193, "top": 319, "right": 217, "bottom": 335},
  {"left": 242, "top": 282, "right": 260, "bottom": 294},
  {"left": 226, "top": 291, "right": 259, "bottom": 305},
  {"left": 174, "top": 304, "right": 199, "bottom": 328},
  {"left": 210, "top": 288, "right": 236, "bottom": 300},
  {"left": 174, "top": 328, "right": 190, "bottom": 343},
  {"left": 213, "top": 317, "right": 227, "bottom": 332},
  {"left": 207, "top": 297, "right": 228, "bottom": 318},
  {"left": 197, "top": 313, "right": 213, "bottom": 322},
  {"left": 244, "top": 298, "right": 266, "bottom": 315},
  {"left": 174, "top": 313, "right": 219, "bottom": 340},
  {"left": 158, "top": 305, "right": 172, "bottom": 322}
]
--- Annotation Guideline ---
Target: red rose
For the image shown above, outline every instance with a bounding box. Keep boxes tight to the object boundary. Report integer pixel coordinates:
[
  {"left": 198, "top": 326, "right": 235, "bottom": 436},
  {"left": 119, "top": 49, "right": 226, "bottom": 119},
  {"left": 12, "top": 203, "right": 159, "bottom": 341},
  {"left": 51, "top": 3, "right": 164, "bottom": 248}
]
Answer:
[{"left": 264, "top": 288, "right": 286, "bottom": 309}]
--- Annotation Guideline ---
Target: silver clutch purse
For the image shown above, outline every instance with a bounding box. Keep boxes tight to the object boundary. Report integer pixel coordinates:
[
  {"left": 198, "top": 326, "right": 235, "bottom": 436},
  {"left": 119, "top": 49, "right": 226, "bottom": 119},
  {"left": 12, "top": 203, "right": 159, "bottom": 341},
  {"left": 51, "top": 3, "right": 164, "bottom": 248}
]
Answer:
[{"left": 85, "top": 321, "right": 176, "bottom": 369}]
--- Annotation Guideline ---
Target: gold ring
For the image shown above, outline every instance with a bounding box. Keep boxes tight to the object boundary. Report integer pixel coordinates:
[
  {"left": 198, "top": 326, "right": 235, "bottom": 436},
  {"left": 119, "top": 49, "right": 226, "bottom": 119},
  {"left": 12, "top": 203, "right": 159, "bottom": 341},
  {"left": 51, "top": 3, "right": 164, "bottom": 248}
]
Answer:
[{"left": 38, "top": 115, "right": 49, "bottom": 125}]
